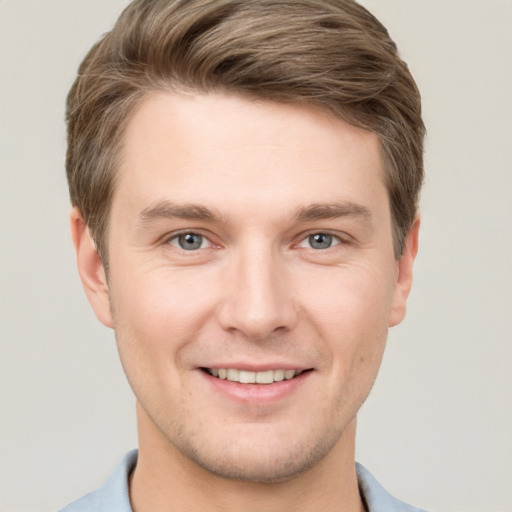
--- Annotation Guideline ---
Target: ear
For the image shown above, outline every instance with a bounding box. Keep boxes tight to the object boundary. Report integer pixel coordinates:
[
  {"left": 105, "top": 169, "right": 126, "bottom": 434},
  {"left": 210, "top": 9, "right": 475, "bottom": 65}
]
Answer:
[
  {"left": 70, "top": 207, "right": 113, "bottom": 328},
  {"left": 388, "top": 216, "right": 420, "bottom": 327}
]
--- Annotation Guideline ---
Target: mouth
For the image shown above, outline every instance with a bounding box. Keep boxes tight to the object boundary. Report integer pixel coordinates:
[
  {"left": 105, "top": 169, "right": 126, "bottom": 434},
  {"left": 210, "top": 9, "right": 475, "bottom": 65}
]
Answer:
[{"left": 201, "top": 367, "right": 310, "bottom": 384}]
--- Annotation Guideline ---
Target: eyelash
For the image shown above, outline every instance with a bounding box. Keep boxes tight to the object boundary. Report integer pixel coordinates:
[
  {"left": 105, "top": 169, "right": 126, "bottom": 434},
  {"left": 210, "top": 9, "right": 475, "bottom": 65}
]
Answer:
[
  {"left": 166, "top": 231, "right": 213, "bottom": 251},
  {"left": 164, "top": 230, "right": 347, "bottom": 252},
  {"left": 297, "top": 232, "right": 343, "bottom": 250}
]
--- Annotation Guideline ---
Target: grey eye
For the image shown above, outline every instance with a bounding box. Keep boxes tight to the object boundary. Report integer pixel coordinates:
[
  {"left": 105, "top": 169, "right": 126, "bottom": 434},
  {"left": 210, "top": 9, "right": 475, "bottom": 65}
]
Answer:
[
  {"left": 308, "top": 233, "right": 333, "bottom": 250},
  {"left": 176, "top": 233, "right": 204, "bottom": 250}
]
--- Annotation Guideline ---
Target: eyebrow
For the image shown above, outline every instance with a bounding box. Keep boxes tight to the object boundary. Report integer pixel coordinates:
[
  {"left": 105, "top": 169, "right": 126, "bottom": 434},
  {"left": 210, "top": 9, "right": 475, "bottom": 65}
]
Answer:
[
  {"left": 137, "top": 200, "right": 372, "bottom": 226},
  {"left": 294, "top": 202, "right": 372, "bottom": 223},
  {"left": 138, "top": 201, "right": 219, "bottom": 226}
]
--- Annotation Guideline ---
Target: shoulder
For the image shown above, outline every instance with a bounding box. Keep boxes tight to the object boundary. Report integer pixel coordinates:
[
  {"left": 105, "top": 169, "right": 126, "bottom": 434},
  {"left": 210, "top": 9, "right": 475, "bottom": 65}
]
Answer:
[
  {"left": 356, "top": 463, "right": 429, "bottom": 512},
  {"left": 58, "top": 450, "right": 138, "bottom": 512}
]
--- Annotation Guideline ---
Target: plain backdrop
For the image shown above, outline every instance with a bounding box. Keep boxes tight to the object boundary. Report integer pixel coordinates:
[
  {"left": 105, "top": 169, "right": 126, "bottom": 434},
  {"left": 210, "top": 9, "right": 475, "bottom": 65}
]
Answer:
[{"left": 1, "top": 1, "right": 511, "bottom": 511}]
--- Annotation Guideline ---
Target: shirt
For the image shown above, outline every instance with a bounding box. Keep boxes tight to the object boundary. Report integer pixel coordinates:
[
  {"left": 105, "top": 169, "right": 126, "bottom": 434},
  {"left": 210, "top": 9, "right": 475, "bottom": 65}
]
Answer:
[{"left": 59, "top": 450, "right": 428, "bottom": 512}]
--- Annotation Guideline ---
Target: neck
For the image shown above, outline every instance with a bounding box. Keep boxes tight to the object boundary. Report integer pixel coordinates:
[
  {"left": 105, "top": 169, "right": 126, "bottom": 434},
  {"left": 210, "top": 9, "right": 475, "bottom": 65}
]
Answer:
[{"left": 130, "top": 403, "right": 364, "bottom": 512}]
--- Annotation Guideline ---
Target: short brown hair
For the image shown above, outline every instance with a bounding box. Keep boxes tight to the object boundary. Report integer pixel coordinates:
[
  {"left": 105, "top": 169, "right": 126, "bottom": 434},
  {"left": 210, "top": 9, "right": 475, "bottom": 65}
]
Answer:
[{"left": 66, "top": 0, "right": 425, "bottom": 261}]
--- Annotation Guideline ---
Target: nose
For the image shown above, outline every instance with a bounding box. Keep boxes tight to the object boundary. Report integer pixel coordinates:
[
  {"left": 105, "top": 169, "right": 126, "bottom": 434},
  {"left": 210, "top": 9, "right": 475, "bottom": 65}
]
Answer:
[{"left": 217, "top": 243, "right": 298, "bottom": 340}]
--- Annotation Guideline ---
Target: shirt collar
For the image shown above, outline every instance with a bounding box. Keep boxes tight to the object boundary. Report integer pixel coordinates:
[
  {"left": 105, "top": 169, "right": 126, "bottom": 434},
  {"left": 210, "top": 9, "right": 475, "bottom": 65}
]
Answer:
[{"left": 61, "top": 450, "right": 426, "bottom": 512}]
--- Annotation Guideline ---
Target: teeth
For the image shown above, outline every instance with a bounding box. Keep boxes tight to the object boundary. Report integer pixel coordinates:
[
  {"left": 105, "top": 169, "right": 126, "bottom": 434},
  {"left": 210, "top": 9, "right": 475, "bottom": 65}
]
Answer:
[
  {"left": 207, "top": 368, "right": 303, "bottom": 384},
  {"left": 273, "top": 369, "right": 285, "bottom": 382},
  {"left": 284, "top": 369, "right": 296, "bottom": 380},
  {"left": 255, "top": 370, "right": 273, "bottom": 384},
  {"left": 239, "top": 370, "right": 256, "bottom": 384},
  {"left": 227, "top": 368, "right": 239, "bottom": 381}
]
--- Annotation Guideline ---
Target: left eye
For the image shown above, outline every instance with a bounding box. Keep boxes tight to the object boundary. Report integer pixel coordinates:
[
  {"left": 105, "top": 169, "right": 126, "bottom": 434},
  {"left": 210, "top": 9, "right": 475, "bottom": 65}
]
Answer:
[
  {"left": 299, "top": 233, "right": 341, "bottom": 250},
  {"left": 169, "top": 233, "right": 211, "bottom": 251}
]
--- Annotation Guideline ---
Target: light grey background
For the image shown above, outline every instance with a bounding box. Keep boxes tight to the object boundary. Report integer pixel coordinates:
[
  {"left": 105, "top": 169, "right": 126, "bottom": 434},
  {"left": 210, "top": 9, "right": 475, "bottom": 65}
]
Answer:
[{"left": 1, "top": 1, "right": 510, "bottom": 511}]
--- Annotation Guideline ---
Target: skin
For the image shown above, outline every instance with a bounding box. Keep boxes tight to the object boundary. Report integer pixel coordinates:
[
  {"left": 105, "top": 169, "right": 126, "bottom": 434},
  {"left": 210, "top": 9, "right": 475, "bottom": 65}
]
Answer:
[{"left": 71, "top": 92, "right": 419, "bottom": 512}]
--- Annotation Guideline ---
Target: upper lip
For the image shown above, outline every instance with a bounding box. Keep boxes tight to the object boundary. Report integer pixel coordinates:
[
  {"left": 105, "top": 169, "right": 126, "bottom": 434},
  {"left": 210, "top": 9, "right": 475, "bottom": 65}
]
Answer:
[{"left": 198, "top": 363, "right": 312, "bottom": 372}]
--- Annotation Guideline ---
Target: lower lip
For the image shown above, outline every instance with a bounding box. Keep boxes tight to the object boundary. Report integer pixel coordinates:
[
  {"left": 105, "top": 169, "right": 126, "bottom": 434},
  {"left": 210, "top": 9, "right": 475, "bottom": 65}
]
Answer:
[{"left": 199, "top": 370, "right": 312, "bottom": 404}]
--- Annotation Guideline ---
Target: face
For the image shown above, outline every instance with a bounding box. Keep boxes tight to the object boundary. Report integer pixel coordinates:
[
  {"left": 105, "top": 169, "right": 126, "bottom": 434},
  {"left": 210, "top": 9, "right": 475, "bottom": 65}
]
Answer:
[{"left": 74, "top": 92, "right": 417, "bottom": 483}]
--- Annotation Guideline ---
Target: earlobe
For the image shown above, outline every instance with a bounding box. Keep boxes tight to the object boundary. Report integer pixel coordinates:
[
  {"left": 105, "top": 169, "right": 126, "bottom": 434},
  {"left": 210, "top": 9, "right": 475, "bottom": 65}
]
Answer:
[
  {"left": 70, "top": 208, "right": 114, "bottom": 328},
  {"left": 388, "top": 216, "right": 420, "bottom": 327}
]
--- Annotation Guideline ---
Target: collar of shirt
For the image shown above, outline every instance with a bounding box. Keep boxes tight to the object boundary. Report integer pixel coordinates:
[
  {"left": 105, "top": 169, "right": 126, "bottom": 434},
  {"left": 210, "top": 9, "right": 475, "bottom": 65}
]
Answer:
[{"left": 59, "top": 449, "right": 428, "bottom": 512}]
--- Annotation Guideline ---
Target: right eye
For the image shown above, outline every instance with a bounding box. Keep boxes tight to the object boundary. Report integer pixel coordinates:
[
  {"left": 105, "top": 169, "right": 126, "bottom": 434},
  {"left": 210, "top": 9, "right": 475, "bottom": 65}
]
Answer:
[
  {"left": 297, "top": 232, "right": 342, "bottom": 250},
  {"left": 168, "top": 233, "right": 211, "bottom": 251}
]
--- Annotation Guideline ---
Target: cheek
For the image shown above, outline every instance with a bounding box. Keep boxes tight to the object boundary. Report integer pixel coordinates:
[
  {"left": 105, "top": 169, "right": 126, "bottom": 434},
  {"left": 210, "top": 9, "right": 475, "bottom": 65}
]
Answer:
[
  {"left": 108, "top": 267, "right": 218, "bottom": 385},
  {"left": 299, "top": 264, "right": 393, "bottom": 380},
  {"left": 112, "top": 266, "right": 216, "bottom": 336},
  {"left": 301, "top": 263, "right": 396, "bottom": 334}
]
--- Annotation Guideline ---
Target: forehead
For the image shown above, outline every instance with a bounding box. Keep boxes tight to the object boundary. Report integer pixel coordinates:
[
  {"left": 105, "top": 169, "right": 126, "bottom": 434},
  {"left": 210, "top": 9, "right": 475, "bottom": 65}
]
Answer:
[{"left": 114, "top": 91, "right": 387, "bottom": 224}]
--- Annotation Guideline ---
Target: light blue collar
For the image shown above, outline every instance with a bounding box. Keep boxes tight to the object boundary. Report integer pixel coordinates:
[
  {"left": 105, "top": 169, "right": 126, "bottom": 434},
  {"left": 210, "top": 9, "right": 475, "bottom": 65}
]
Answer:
[{"left": 60, "top": 450, "right": 428, "bottom": 512}]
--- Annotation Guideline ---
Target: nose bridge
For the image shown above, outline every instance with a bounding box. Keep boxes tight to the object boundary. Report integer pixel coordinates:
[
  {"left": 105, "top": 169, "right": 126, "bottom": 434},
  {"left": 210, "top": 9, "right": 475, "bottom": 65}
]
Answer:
[{"left": 218, "top": 237, "right": 296, "bottom": 339}]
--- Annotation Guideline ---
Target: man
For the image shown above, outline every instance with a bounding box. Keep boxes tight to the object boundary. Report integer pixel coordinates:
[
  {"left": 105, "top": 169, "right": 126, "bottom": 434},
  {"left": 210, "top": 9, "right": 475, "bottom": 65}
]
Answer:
[{"left": 61, "top": 0, "right": 426, "bottom": 510}]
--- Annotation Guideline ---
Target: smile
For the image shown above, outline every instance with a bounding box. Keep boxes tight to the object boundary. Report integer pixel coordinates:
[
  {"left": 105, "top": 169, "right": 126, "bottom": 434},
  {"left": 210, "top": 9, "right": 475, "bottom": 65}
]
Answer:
[{"left": 203, "top": 368, "right": 305, "bottom": 384}]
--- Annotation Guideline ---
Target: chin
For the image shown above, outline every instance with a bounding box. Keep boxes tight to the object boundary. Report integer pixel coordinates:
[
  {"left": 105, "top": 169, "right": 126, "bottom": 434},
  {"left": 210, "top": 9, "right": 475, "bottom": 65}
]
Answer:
[
  {"left": 170, "top": 423, "right": 345, "bottom": 484},
  {"left": 184, "top": 449, "right": 325, "bottom": 483}
]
